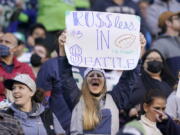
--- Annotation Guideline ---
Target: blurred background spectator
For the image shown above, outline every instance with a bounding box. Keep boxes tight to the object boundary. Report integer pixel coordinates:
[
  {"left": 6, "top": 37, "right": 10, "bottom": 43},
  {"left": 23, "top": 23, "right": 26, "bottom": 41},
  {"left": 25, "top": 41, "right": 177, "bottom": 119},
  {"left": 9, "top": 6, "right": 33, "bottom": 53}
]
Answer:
[
  {"left": 151, "top": 11, "right": 180, "bottom": 79},
  {"left": 0, "top": 32, "right": 35, "bottom": 101},
  {"left": 146, "top": 0, "right": 180, "bottom": 37},
  {"left": 30, "top": 38, "right": 51, "bottom": 76}
]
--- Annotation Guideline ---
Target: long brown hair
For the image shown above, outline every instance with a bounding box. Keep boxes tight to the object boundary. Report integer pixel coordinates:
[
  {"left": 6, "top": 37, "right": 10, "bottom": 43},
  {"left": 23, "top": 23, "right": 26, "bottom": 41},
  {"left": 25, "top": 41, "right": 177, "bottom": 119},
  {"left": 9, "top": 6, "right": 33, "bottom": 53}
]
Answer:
[{"left": 81, "top": 78, "right": 106, "bottom": 130}]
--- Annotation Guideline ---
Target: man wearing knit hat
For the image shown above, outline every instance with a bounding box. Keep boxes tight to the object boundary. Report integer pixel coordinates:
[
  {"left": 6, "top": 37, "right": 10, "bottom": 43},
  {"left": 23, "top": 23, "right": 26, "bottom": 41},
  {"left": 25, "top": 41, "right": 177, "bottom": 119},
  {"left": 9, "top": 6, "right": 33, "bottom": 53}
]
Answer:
[{"left": 151, "top": 11, "right": 180, "bottom": 78}]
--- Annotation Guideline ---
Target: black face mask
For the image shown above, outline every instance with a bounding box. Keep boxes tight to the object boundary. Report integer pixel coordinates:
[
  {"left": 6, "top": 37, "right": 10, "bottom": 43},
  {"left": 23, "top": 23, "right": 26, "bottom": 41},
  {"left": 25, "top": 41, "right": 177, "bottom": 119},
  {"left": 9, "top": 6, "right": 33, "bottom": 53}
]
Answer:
[
  {"left": 30, "top": 53, "right": 42, "bottom": 67},
  {"left": 147, "top": 61, "right": 163, "bottom": 73}
]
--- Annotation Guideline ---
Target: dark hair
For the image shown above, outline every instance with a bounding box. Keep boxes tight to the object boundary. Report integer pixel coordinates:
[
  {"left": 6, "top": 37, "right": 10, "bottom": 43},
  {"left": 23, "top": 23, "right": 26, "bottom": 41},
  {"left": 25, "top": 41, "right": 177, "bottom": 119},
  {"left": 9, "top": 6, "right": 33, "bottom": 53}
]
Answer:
[
  {"left": 140, "top": 88, "right": 166, "bottom": 114},
  {"left": 159, "top": 17, "right": 172, "bottom": 35},
  {"left": 17, "top": 39, "right": 24, "bottom": 46},
  {"left": 34, "top": 38, "right": 51, "bottom": 58},
  {"left": 29, "top": 23, "right": 46, "bottom": 36},
  {"left": 144, "top": 88, "right": 166, "bottom": 105},
  {"left": 32, "top": 88, "right": 45, "bottom": 103},
  {"left": 159, "top": 25, "right": 167, "bottom": 35},
  {"left": 55, "top": 30, "right": 64, "bottom": 56},
  {"left": 141, "top": 49, "right": 176, "bottom": 88}
]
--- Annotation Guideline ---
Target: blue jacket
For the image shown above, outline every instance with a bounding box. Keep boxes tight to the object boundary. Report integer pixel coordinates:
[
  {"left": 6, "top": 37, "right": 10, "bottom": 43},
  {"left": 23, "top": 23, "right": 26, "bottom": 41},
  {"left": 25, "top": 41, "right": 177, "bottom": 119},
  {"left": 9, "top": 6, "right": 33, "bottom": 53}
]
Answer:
[
  {"left": 157, "top": 116, "right": 180, "bottom": 135},
  {"left": 123, "top": 71, "right": 172, "bottom": 112},
  {"left": 36, "top": 57, "right": 72, "bottom": 133}
]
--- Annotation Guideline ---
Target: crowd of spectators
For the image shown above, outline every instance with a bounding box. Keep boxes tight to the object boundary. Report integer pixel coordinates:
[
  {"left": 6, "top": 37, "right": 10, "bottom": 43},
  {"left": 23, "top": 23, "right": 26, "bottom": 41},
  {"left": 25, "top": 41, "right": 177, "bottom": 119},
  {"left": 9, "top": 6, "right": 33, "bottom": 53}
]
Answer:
[{"left": 0, "top": 0, "right": 180, "bottom": 135}]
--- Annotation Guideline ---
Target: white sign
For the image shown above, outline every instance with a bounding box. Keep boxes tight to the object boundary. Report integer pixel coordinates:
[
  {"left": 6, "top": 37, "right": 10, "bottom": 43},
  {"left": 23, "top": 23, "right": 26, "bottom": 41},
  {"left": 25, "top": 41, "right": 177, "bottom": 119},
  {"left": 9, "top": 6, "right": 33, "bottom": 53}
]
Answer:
[
  {"left": 176, "top": 79, "right": 180, "bottom": 98},
  {"left": 65, "top": 11, "right": 141, "bottom": 70}
]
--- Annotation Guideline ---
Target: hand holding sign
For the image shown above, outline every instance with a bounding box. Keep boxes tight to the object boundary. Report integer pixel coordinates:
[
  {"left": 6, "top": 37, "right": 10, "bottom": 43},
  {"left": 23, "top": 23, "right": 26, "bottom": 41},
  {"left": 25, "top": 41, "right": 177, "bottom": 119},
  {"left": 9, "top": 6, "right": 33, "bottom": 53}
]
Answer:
[
  {"left": 58, "top": 31, "right": 67, "bottom": 56},
  {"left": 59, "top": 31, "right": 146, "bottom": 64},
  {"left": 140, "top": 32, "right": 146, "bottom": 57},
  {"left": 65, "top": 11, "right": 141, "bottom": 70}
]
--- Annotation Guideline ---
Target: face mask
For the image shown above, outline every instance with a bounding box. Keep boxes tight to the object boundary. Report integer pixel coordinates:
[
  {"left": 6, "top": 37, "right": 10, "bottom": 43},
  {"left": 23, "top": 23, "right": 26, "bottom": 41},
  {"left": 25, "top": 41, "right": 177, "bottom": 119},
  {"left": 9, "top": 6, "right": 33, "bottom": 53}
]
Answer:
[
  {"left": 30, "top": 53, "right": 42, "bottom": 67},
  {"left": 0, "top": 44, "right": 10, "bottom": 57},
  {"left": 147, "top": 61, "right": 163, "bottom": 73}
]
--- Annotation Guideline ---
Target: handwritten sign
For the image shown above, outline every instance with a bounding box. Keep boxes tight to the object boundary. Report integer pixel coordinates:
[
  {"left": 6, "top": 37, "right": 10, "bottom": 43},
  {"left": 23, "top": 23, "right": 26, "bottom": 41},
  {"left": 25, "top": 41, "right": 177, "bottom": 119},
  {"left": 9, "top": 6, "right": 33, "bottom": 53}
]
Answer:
[{"left": 65, "top": 11, "right": 141, "bottom": 70}]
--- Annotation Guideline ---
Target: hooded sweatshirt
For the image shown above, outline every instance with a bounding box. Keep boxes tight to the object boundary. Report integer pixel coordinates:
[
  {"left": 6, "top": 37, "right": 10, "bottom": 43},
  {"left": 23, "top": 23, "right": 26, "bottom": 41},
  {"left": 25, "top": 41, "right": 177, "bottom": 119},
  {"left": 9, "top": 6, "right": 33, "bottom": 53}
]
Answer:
[{"left": 9, "top": 103, "right": 65, "bottom": 135}]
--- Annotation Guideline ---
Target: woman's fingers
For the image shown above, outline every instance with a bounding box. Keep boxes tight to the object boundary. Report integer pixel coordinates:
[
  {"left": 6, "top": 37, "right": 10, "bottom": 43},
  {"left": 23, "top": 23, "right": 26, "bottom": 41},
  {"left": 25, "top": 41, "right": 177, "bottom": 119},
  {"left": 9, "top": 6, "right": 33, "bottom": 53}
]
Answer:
[
  {"left": 153, "top": 109, "right": 168, "bottom": 122},
  {"left": 58, "top": 31, "right": 67, "bottom": 46},
  {"left": 58, "top": 31, "right": 67, "bottom": 56},
  {"left": 140, "top": 32, "right": 146, "bottom": 48},
  {"left": 129, "top": 108, "right": 139, "bottom": 117},
  {"left": 139, "top": 33, "right": 146, "bottom": 57}
]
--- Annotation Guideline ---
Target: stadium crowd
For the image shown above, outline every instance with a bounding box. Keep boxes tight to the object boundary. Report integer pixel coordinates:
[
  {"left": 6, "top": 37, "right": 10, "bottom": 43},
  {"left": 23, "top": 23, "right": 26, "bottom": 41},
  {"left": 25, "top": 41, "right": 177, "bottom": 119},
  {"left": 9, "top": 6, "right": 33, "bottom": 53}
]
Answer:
[{"left": 0, "top": 0, "right": 180, "bottom": 135}]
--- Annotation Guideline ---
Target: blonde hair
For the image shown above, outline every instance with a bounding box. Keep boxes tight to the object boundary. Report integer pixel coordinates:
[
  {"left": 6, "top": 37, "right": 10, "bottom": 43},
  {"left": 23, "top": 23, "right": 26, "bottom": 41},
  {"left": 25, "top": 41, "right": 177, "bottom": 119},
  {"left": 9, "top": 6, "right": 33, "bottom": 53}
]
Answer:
[{"left": 81, "top": 78, "right": 106, "bottom": 130}]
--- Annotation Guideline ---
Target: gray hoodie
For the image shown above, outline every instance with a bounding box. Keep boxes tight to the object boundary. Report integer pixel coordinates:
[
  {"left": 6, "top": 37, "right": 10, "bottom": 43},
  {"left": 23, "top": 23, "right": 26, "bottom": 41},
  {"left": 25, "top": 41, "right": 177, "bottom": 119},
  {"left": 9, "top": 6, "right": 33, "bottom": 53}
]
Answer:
[
  {"left": 70, "top": 94, "right": 119, "bottom": 135},
  {"left": 10, "top": 103, "right": 65, "bottom": 135}
]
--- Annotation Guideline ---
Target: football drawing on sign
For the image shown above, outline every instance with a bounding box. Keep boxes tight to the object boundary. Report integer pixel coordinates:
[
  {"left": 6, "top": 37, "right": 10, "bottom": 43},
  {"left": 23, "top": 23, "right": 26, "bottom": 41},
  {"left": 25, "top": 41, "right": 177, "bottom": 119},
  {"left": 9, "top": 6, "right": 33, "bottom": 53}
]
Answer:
[{"left": 115, "top": 34, "right": 136, "bottom": 49}]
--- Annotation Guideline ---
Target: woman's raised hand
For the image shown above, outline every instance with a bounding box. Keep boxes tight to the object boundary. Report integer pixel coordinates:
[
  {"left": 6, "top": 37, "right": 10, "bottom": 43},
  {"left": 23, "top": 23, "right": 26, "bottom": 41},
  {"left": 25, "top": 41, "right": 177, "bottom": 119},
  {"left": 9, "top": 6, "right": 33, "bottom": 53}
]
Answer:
[
  {"left": 58, "top": 31, "right": 67, "bottom": 56},
  {"left": 140, "top": 33, "right": 146, "bottom": 57}
]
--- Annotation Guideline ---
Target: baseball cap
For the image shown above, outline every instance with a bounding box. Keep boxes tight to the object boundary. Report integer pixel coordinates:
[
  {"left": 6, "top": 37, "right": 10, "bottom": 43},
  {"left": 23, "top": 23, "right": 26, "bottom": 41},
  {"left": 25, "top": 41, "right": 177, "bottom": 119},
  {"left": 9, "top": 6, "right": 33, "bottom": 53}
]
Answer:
[
  {"left": 4, "top": 74, "right": 36, "bottom": 93},
  {"left": 158, "top": 11, "right": 180, "bottom": 28}
]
